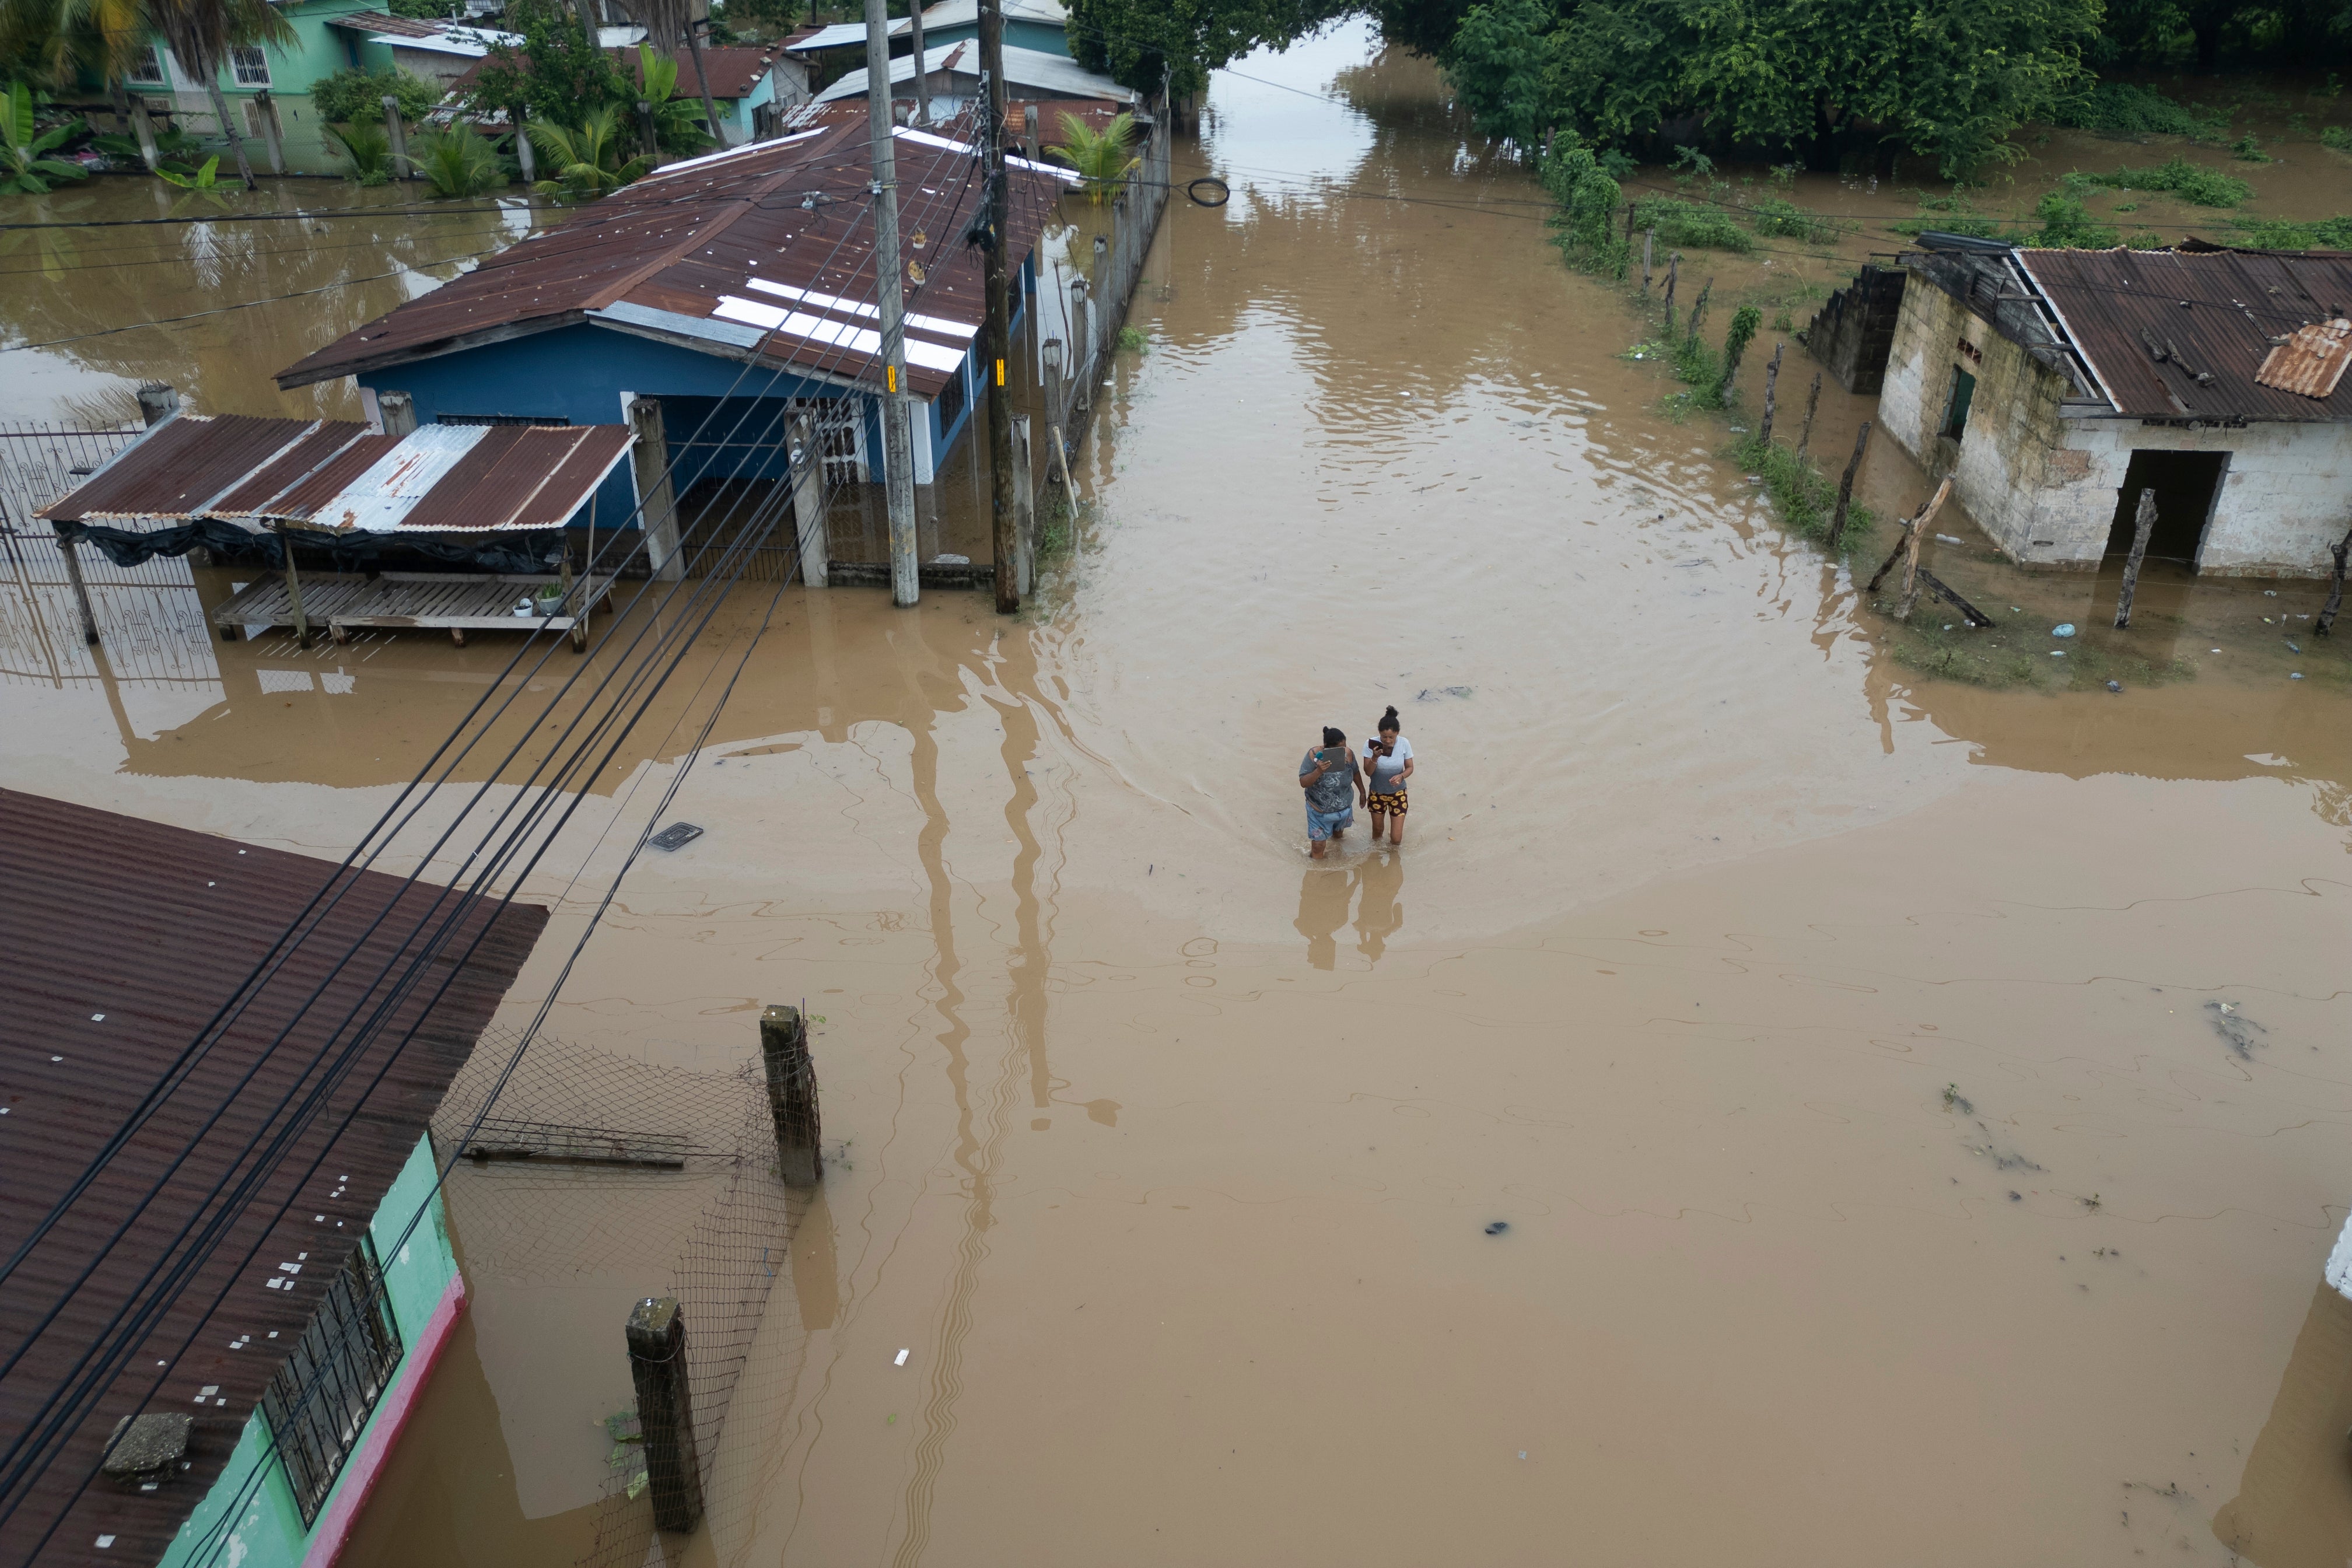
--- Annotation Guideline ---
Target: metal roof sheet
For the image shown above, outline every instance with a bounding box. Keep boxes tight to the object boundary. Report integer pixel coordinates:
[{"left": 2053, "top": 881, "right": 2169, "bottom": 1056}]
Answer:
[
  {"left": 273, "top": 118, "right": 1074, "bottom": 401},
  {"left": 37, "top": 418, "right": 633, "bottom": 536},
  {"left": 0, "top": 789, "right": 546, "bottom": 1568},
  {"left": 813, "top": 39, "right": 1132, "bottom": 103},
  {"left": 793, "top": 0, "right": 1066, "bottom": 49},
  {"left": 2255, "top": 316, "right": 2352, "bottom": 398},
  {"left": 2015, "top": 247, "right": 2352, "bottom": 421}
]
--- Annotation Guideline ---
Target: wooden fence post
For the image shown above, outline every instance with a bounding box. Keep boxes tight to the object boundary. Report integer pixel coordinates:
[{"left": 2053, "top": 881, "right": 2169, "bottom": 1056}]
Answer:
[
  {"left": 624, "top": 1297, "right": 704, "bottom": 1534},
  {"left": 276, "top": 524, "right": 309, "bottom": 649},
  {"left": 1796, "top": 371, "right": 1822, "bottom": 459},
  {"left": 1758, "top": 344, "right": 1783, "bottom": 444},
  {"left": 1641, "top": 228, "right": 1654, "bottom": 294},
  {"left": 2319, "top": 526, "right": 2351, "bottom": 636},
  {"left": 760, "top": 1004, "right": 821, "bottom": 1188},
  {"left": 1662, "top": 253, "right": 1678, "bottom": 334},
  {"left": 381, "top": 95, "right": 410, "bottom": 180},
  {"left": 1825, "top": 420, "right": 1872, "bottom": 549},
  {"left": 2113, "top": 488, "right": 2158, "bottom": 628}
]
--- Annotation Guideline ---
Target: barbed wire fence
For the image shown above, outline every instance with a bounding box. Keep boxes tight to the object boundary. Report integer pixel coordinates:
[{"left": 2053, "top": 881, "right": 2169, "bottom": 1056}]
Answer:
[{"left": 430, "top": 1026, "right": 803, "bottom": 1567}]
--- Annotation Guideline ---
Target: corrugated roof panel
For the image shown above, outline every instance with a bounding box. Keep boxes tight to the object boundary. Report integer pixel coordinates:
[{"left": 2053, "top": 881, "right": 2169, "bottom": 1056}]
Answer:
[
  {"left": 36, "top": 416, "right": 321, "bottom": 522},
  {"left": 205, "top": 421, "right": 376, "bottom": 517},
  {"left": 2255, "top": 317, "right": 2352, "bottom": 398},
  {"left": 0, "top": 789, "right": 545, "bottom": 1568},
  {"left": 306, "top": 425, "right": 491, "bottom": 533}
]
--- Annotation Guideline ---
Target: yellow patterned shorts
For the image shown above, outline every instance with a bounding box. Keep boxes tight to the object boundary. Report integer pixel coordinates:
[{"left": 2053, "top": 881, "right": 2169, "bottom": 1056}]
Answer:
[{"left": 1367, "top": 789, "right": 1408, "bottom": 816}]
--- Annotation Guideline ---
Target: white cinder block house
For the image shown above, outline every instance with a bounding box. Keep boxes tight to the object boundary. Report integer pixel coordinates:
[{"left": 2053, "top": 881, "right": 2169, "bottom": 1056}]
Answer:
[{"left": 1878, "top": 239, "right": 2351, "bottom": 576}]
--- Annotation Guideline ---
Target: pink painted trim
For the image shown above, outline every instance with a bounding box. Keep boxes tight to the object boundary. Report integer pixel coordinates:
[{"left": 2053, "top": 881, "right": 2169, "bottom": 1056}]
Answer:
[{"left": 298, "top": 1271, "right": 468, "bottom": 1568}]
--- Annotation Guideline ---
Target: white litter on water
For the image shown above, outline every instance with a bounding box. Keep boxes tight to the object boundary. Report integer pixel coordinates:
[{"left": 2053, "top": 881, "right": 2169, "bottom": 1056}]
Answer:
[{"left": 894, "top": 1348, "right": 909, "bottom": 1366}]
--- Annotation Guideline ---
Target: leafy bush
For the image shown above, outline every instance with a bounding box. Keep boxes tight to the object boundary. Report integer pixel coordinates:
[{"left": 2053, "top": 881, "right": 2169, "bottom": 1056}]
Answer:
[
  {"left": 1629, "top": 194, "right": 1751, "bottom": 251},
  {"left": 2322, "top": 125, "right": 2352, "bottom": 153},
  {"left": 324, "top": 120, "right": 393, "bottom": 185},
  {"left": 2230, "top": 133, "right": 2267, "bottom": 160},
  {"left": 1749, "top": 196, "right": 1835, "bottom": 242},
  {"left": 2230, "top": 214, "right": 2352, "bottom": 249},
  {"left": 1731, "top": 432, "right": 1876, "bottom": 550},
  {"left": 528, "top": 103, "right": 652, "bottom": 202},
  {"left": 313, "top": 67, "right": 440, "bottom": 127},
  {"left": 2064, "top": 155, "right": 2250, "bottom": 206},
  {"left": 1046, "top": 110, "right": 1139, "bottom": 204},
  {"left": 1540, "top": 130, "right": 1628, "bottom": 276},
  {"left": 2033, "top": 192, "right": 2118, "bottom": 246},
  {"left": 407, "top": 124, "right": 506, "bottom": 197},
  {"left": 2052, "top": 81, "right": 2225, "bottom": 137}
]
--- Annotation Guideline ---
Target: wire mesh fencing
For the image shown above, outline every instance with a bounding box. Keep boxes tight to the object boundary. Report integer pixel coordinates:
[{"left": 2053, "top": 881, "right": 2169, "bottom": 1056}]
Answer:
[{"left": 430, "top": 1027, "right": 796, "bottom": 1567}]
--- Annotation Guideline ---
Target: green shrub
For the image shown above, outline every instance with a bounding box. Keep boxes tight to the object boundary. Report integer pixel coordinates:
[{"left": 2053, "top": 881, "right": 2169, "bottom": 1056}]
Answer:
[
  {"left": 2052, "top": 82, "right": 2227, "bottom": 138},
  {"left": 1629, "top": 194, "right": 1751, "bottom": 251},
  {"left": 2034, "top": 193, "right": 2118, "bottom": 247},
  {"left": 2230, "top": 214, "right": 2352, "bottom": 249},
  {"left": 406, "top": 124, "right": 506, "bottom": 197},
  {"left": 1540, "top": 131, "right": 1629, "bottom": 278},
  {"left": 2064, "top": 155, "right": 2251, "bottom": 208},
  {"left": 2230, "top": 134, "right": 2269, "bottom": 161},
  {"left": 313, "top": 68, "right": 440, "bottom": 127},
  {"left": 324, "top": 120, "right": 393, "bottom": 185},
  {"left": 1115, "top": 325, "right": 1148, "bottom": 351},
  {"left": 2322, "top": 125, "right": 2352, "bottom": 153},
  {"left": 1731, "top": 432, "right": 1876, "bottom": 551},
  {"left": 1749, "top": 196, "right": 1835, "bottom": 242}
]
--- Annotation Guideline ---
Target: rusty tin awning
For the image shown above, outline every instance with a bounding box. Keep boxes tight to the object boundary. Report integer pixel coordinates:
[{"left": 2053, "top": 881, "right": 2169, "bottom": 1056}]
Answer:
[{"left": 37, "top": 415, "right": 635, "bottom": 534}]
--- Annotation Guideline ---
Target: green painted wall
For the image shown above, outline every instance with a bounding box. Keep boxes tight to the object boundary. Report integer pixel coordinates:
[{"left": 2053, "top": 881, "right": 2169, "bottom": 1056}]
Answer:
[
  {"left": 155, "top": 1132, "right": 460, "bottom": 1568},
  {"left": 134, "top": 0, "right": 407, "bottom": 173}
]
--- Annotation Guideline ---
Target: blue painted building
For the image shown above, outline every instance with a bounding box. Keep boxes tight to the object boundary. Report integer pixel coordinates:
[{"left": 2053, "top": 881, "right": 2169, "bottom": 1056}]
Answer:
[{"left": 278, "top": 119, "right": 1074, "bottom": 547}]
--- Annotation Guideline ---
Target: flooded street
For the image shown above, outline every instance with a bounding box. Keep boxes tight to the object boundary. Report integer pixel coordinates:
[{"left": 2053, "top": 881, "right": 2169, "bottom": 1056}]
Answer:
[{"left": 8, "top": 21, "right": 2352, "bottom": 1568}]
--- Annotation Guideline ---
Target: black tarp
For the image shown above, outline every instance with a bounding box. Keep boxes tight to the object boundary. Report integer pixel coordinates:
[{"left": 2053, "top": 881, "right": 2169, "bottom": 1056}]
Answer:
[{"left": 55, "top": 520, "right": 566, "bottom": 576}]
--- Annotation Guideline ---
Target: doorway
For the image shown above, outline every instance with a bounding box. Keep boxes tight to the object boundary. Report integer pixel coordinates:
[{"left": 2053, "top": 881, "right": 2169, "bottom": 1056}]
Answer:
[{"left": 2104, "top": 449, "right": 2228, "bottom": 564}]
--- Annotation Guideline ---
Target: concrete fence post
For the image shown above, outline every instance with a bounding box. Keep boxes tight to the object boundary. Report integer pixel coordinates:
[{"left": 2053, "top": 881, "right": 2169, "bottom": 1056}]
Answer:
[
  {"left": 381, "top": 95, "right": 410, "bottom": 180},
  {"left": 1009, "top": 413, "right": 1035, "bottom": 596},
  {"left": 377, "top": 390, "right": 417, "bottom": 438},
  {"left": 627, "top": 396, "right": 684, "bottom": 581},
  {"left": 256, "top": 91, "right": 285, "bottom": 176},
  {"left": 759, "top": 1004, "right": 822, "bottom": 1188},
  {"left": 514, "top": 106, "right": 536, "bottom": 184},
  {"left": 788, "top": 414, "right": 828, "bottom": 586},
  {"left": 624, "top": 1297, "right": 704, "bottom": 1534},
  {"left": 53, "top": 528, "right": 99, "bottom": 645},
  {"left": 135, "top": 383, "right": 179, "bottom": 427}
]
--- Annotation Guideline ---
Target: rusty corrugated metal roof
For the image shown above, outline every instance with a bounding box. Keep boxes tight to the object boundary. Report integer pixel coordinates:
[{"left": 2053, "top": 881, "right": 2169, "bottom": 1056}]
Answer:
[
  {"left": 2255, "top": 317, "right": 2352, "bottom": 397},
  {"left": 0, "top": 789, "right": 546, "bottom": 1568},
  {"left": 2017, "top": 247, "right": 2352, "bottom": 421},
  {"left": 38, "top": 418, "right": 633, "bottom": 535},
  {"left": 274, "top": 118, "right": 1076, "bottom": 400}
]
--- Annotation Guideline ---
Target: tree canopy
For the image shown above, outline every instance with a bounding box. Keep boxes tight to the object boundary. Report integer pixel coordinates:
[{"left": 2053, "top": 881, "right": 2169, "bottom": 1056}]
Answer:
[
  {"left": 1068, "top": 0, "right": 1354, "bottom": 96},
  {"left": 1435, "top": 0, "right": 2102, "bottom": 176}
]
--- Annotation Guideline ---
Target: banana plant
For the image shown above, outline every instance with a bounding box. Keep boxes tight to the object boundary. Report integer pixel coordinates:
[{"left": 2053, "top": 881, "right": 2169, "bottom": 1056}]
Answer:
[
  {"left": 1046, "top": 110, "right": 1139, "bottom": 205},
  {"left": 405, "top": 123, "right": 506, "bottom": 198},
  {"left": 2, "top": 80, "right": 90, "bottom": 195},
  {"left": 635, "top": 44, "right": 713, "bottom": 155}
]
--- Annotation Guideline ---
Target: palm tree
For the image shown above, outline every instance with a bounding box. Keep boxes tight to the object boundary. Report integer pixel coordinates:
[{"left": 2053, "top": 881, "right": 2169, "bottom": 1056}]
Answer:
[
  {"left": 3, "top": 0, "right": 159, "bottom": 168},
  {"left": 527, "top": 102, "right": 650, "bottom": 202},
  {"left": 1047, "top": 111, "right": 1140, "bottom": 205},
  {"left": 144, "top": 0, "right": 289, "bottom": 190},
  {"left": 612, "top": 0, "right": 716, "bottom": 150}
]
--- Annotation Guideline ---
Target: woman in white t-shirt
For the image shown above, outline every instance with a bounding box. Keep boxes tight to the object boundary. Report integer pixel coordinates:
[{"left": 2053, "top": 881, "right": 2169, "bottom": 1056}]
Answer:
[{"left": 1362, "top": 705, "right": 1415, "bottom": 845}]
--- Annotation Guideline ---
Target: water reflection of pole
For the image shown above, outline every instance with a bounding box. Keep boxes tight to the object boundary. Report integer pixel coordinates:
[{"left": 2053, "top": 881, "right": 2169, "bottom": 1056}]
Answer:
[{"left": 51, "top": 527, "right": 99, "bottom": 646}]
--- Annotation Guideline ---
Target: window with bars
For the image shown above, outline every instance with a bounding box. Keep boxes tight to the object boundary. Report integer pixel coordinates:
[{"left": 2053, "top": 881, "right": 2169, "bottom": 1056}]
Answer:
[
  {"left": 230, "top": 46, "right": 270, "bottom": 85},
  {"left": 260, "top": 1240, "right": 404, "bottom": 1527},
  {"left": 128, "top": 44, "right": 166, "bottom": 85}
]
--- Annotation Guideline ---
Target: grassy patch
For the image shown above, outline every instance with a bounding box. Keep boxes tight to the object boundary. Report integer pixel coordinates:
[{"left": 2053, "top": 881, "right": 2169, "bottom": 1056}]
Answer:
[
  {"left": 2032, "top": 193, "right": 2118, "bottom": 248},
  {"left": 1730, "top": 432, "right": 1878, "bottom": 554},
  {"left": 2063, "top": 155, "right": 2252, "bottom": 208},
  {"left": 1630, "top": 194, "right": 1752, "bottom": 252},
  {"left": 2052, "top": 82, "right": 2230, "bottom": 139},
  {"left": 2231, "top": 214, "right": 2352, "bottom": 249},
  {"left": 1892, "top": 192, "right": 2018, "bottom": 241},
  {"left": 1115, "top": 325, "right": 1149, "bottom": 352},
  {"left": 1882, "top": 612, "right": 2199, "bottom": 692}
]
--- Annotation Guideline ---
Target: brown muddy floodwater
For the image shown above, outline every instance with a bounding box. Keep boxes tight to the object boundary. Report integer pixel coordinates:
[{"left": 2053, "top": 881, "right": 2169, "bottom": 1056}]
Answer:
[{"left": 8, "top": 21, "right": 2352, "bottom": 1568}]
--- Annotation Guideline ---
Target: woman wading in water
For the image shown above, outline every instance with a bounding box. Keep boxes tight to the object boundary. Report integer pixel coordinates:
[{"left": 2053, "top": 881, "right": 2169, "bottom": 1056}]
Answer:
[
  {"left": 1362, "top": 706, "right": 1414, "bottom": 845},
  {"left": 1298, "top": 726, "right": 1363, "bottom": 860}
]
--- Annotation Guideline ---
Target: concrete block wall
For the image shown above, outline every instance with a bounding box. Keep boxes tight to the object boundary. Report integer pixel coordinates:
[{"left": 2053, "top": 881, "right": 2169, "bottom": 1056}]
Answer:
[{"left": 2052, "top": 420, "right": 2352, "bottom": 577}]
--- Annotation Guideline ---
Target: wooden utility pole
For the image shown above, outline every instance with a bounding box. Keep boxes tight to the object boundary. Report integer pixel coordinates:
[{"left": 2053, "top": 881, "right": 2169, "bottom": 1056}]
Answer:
[
  {"left": 908, "top": 0, "right": 928, "bottom": 125},
  {"left": 981, "top": 0, "right": 1017, "bottom": 613},
  {"left": 2113, "top": 487, "right": 2158, "bottom": 628},
  {"left": 682, "top": 17, "right": 719, "bottom": 151},
  {"left": 863, "top": 0, "right": 919, "bottom": 605},
  {"left": 1826, "top": 420, "right": 1871, "bottom": 548},
  {"left": 1758, "top": 344, "right": 1783, "bottom": 444},
  {"left": 624, "top": 1297, "right": 704, "bottom": 1534},
  {"left": 759, "top": 1004, "right": 822, "bottom": 1187}
]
